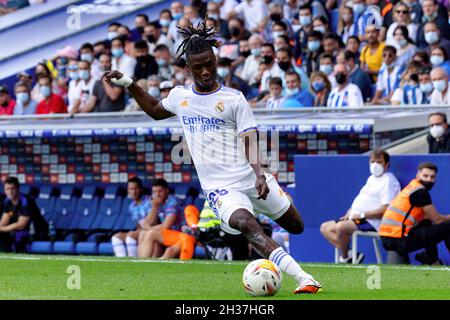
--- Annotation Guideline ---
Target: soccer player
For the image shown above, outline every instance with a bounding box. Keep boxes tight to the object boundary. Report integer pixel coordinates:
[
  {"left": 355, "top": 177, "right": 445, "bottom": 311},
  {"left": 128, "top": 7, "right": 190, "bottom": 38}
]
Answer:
[{"left": 103, "top": 20, "right": 321, "bottom": 294}]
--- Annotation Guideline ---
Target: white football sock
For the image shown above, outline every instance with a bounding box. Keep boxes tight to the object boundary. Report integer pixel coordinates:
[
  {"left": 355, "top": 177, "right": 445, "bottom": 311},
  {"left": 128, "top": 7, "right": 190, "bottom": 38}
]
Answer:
[
  {"left": 125, "top": 236, "right": 138, "bottom": 257},
  {"left": 111, "top": 236, "right": 126, "bottom": 257},
  {"left": 269, "top": 247, "right": 313, "bottom": 283}
]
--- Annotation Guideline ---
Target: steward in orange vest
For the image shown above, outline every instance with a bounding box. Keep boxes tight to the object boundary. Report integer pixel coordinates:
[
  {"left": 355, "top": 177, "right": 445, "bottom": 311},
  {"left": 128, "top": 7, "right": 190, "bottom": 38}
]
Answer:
[{"left": 379, "top": 162, "right": 450, "bottom": 265}]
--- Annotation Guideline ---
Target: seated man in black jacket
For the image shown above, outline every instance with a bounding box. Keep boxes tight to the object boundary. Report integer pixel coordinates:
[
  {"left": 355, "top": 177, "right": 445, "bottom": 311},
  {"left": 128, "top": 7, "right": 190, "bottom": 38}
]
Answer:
[
  {"left": 427, "top": 112, "right": 450, "bottom": 153},
  {"left": 0, "top": 177, "right": 48, "bottom": 253}
]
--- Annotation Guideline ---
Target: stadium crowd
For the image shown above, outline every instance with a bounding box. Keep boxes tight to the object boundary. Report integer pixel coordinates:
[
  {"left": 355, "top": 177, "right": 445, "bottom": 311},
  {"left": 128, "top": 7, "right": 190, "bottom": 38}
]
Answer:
[{"left": 1, "top": 0, "right": 450, "bottom": 116}]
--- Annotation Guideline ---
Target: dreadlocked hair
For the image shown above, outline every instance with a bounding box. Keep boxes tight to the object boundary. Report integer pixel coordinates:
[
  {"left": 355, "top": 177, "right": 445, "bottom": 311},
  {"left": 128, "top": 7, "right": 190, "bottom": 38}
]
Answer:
[{"left": 176, "top": 16, "right": 220, "bottom": 58}]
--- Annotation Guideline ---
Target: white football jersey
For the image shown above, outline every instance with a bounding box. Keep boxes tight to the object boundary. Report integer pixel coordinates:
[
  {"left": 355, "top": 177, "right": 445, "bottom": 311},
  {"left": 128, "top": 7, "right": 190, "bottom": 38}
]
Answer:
[{"left": 161, "top": 84, "right": 258, "bottom": 191}]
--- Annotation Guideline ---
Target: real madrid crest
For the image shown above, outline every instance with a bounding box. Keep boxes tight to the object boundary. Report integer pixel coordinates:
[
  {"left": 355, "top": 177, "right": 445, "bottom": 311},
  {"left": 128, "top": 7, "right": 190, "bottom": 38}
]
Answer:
[{"left": 215, "top": 101, "right": 225, "bottom": 113}]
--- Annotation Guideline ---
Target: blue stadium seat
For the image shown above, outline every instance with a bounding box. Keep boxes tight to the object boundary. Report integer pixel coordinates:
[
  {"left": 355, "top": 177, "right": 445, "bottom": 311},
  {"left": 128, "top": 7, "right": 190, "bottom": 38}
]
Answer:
[
  {"left": 113, "top": 197, "right": 135, "bottom": 231},
  {"left": 90, "top": 185, "right": 124, "bottom": 231},
  {"left": 75, "top": 242, "right": 98, "bottom": 255},
  {"left": 194, "top": 195, "right": 206, "bottom": 212},
  {"left": 174, "top": 185, "right": 190, "bottom": 201},
  {"left": 67, "top": 186, "right": 101, "bottom": 231},
  {"left": 35, "top": 185, "right": 57, "bottom": 223},
  {"left": 52, "top": 186, "right": 80, "bottom": 230},
  {"left": 98, "top": 242, "right": 114, "bottom": 255},
  {"left": 30, "top": 241, "right": 53, "bottom": 254},
  {"left": 21, "top": 185, "right": 39, "bottom": 198},
  {"left": 194, "top": 246, "right": 207, "bottom": 259},
  {"left": 53, "top": 233, "right": 77, "bottom": 254}
]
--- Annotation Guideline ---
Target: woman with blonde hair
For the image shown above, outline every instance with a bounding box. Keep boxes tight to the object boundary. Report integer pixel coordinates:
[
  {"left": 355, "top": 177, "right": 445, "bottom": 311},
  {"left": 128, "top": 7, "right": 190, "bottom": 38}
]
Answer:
[
  {"left": 384, "top": 2, "right": 418, "bottom": 46},
  {"left": 337, "top": 6, "right": 357, "bottom": 44},
  {"left": 309, "top": 71, "right": 331, "bottom": 107}
]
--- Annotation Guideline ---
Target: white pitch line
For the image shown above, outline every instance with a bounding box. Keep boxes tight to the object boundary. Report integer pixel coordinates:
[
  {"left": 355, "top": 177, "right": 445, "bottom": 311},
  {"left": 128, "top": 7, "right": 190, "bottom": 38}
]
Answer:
[{"left": 0, "top": 254, "right": 449, "bottom": 272}]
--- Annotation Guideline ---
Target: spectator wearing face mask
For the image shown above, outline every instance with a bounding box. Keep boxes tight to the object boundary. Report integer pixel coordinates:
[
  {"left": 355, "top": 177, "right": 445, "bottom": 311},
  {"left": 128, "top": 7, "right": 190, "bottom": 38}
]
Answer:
[
  {"left": 422, "top": 22, "right": 450, "bottom": 59},
  {"left": 111, "top": 37, "right": 137, "bottom": 79},
  {"left": 219, "top": 17, "right": 247, "bottom": 61},
  {"left": 416, "top": 0, "right": 450, "bottom": 49},
  {"left": 171, "top": 58, "right": 189, "bottom": 86},
  {"left": 144, "top": 22, "right": 173, "bottom": 56},
  {"left": 312, "top": 16, "right": 329, "bottom": 36},
  {"left": 168, "top": 1, "right": 185, "bottom": 42},
  {"left": 370, "top": 46, "right": 404, "bottom": 105},
  {"left": 13, "top": 82, "right": 36, "bottom": 115},
  {"left": 107, "top": 22, "right": 122, "bottom": 42},
  {"left": 429, "top": 46, "right": 450, "bottom": 77},
  {"left": 132, "top": 13, "right": 149, "bottom": 42},
  {"left": 159, "top": 81, "right": 174, "bottom": 100},
  {"left": 217, "top": 58, "right": 253, "bottom": 99},
  {"left": 80, "top": 54, "right": 125, "bottom": 113},
  {"left": 66, "top": 59, "right": 81, "bottom": 113},
  {"left": 239, "top": 34, "right": 264, "bottom": 88},
  {"left": 417, "top": 66, "right": 434, "bottom": 103},
  {"left": 321, "top": 149, "right": 400, "bottom": 264},
  {"left": 318, "top": 53, "right": 337, "bottom": 88},
  {"left": 276, "top": 48, "right": 310, "bottom": 91},
  {"left": 430, "top": 67, "right": 450, "bottom": 104},
  {"left": 159, "top": 9, "right": 173, "bottom": 36},
  {"left": 259, "top": 43, "right": 284, "bottom": 92},
  {"left": 293, "top": 4, "right": 314, "bottom": 60},
  {"left": 380, "top": 162, "right": 450, "bottom": 265},
  {"left": 154, "top": 44, "right": 174, "bottom": 81},
  {"left": 79, "top": 43, "right": 101, "bottom": 80},
  {"left": 393, "top": 26, "right": 417, "bottom": 68},
  {"left": 0, "top": 85, "right": 15, "bottom": 116},
  {"left": 309, "top": 71, "right": 331, "bottom": 107},
  {"left": 337, "top": 6, "right": 358, "bottom": 45},
  {"left": 304, "top": 31, "right": 324, "bottom": 75},
  {"left": 133, "top": 40, "right": 158, "bottom": 81},
  {"left": 427, "top": 112, "right": 450, "bottom": 153},
  {"left": 71, "top": 60, "right": 96, "bottom": 115},
  {"left": 327, "top": 63, "right": 364, "bottom": 108},
  {"left": 124, "top": 79, "right": 148, "bottom": 112},
  {"left": 35, "top": 74, "right": 67, "bottom": 114},
  {"left": 206, "top": 1, "right": 229, "bottom": 39},
  {"left": 337, "top": 50, "right": 373, "bottom": 102},
  {"left": 262, "top": 3, "right": 293, "bottom": 43},
  {"left": 284, "top": 71, "right": 314, "bottom": 107}
]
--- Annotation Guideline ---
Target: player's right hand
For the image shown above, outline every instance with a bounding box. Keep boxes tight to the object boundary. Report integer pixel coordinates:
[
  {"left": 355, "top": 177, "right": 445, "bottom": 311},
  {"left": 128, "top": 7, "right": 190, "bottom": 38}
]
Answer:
[{"left": 102, "top": 70, "right": 133, "bottom": 87}]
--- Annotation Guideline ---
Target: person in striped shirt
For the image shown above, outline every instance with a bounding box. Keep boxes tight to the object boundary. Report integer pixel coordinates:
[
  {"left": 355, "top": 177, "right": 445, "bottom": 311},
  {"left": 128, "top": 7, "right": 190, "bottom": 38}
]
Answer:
[{"left": 327, "top": 64, "right": 364, "bottom": 108}]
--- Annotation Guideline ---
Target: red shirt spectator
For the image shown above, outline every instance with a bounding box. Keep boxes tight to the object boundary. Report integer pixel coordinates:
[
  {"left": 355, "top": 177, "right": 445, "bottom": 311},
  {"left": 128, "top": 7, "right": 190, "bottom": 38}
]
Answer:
[
  {"left": 36, "top": 93, "right": 67, "bottom": 114},
  {"left": 0, "top": 84, "right": 15, "bottom": 115}
]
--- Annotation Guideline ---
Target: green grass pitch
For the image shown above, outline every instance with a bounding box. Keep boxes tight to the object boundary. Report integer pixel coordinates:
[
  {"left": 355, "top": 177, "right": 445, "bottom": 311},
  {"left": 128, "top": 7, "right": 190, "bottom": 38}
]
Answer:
[{"left": 0, "top": 254, "right": 449, "bottom": 300}]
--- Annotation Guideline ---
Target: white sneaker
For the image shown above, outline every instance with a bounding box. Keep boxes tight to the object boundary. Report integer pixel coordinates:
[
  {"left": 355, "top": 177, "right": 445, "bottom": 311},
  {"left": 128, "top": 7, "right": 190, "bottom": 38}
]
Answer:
[{"left": 293, "top": 278, "right": 322, "bottom": 294}]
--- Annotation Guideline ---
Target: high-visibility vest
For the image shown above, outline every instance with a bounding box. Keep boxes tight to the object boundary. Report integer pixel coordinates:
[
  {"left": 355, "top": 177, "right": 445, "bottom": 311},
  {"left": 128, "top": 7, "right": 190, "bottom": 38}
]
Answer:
[
  {"left": 198, "top": 200, "right": 221, "bottom": 230},
  {"left": 379, "top": 179, "right": 425, "bottom": 238}
]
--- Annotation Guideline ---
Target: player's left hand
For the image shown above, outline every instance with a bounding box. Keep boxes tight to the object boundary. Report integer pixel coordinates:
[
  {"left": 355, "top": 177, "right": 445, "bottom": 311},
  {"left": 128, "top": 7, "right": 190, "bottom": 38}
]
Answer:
[{"left": 256, "top": 175, "right": 269, "bottom": 200}]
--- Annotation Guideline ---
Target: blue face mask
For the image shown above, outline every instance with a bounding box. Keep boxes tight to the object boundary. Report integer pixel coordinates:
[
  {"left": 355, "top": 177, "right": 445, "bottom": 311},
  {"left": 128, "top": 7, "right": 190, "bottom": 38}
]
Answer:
[
  {"left": 108, "top": 31, "right": 118, "bottom": 41},
  {"left": 420, "top": 82, "right": 433, "bottom": 93},
  {"left": 217, "top": 67, "right": 230, "bottom": 78},
  {"left": 80, "top": 53, "right": 93, "bottom": 62},
  {"left": 285, "top": 87, "right": 299, "bottom": 96},
  {"left": 251, "top": 47, "right": 261, "bottom": 57},
  {"left": 69, "top": 71, "right": 79, "bottom": 80},
  {"left": 272, "top": 31, "right": 284, "bottom": 39},
  {"left": 40, "top": 85, "right": 51, "bottom": 98},
  {"left": 433, "top": 80, "right": 447, "bottom": 92},
  {"left": 312, "top": 81, "right": 325, "bottom": 92},
  {"left": 159, "top": 19, "right": 171, "bottom": 27},
  {"left": 319, "top": 64, "right": 333, "bottom": 75},
  {"left": 313, "top": 26, "right": 326, "bottom": 34},
  {"left": 16, "top": 92, "right": 30, "bottom": 104},
  {"left": 353, "top": 3, "right": 365, "bottom": 14},
  {"left": 430, "top": 55, "right": 444, "bottom": 66},
  {"left": 156, "top": 58, "right": 166, "bottom": 67},
  {"left": 172, "top": 12, "right": 182, "bottom": 20},
  {"left": 112, "top": 48, "right": 124, "bottom": 58},
  {"left": 299, "top": 15, "right": 311, "bottom": 26},
  {"left": 308, "top": 40, "right": 320, "bottom": 52},
  {"left": 424, "top": 31, "right": 439, "bottom": 45},
  {"left": 208, "top": 14, "right": 219, "bottom": 21},
  {"left": 148, "top": 86, "right": 160, "bottom": 97},
  {"left": 79, "top": 70, "right": 90, "bottom": 80}
]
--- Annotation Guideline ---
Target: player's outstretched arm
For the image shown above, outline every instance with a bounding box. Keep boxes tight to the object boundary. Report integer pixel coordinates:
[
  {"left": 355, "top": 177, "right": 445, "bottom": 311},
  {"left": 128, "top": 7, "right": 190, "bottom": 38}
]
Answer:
[{"left": 102, "top": 70, "right": 174, "bottom": 120}]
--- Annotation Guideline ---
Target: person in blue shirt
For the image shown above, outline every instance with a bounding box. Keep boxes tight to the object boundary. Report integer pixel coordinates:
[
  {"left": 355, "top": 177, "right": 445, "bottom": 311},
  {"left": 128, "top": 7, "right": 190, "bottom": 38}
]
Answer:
[
  {"left": 283, "top": 70, "right": 314, "bottom": 107},
  {"left": 13, "top": 81, "right": 37, "bottom": 115},
  {"left": 430, "top": 46, "right": 450, "bottom": 77}
]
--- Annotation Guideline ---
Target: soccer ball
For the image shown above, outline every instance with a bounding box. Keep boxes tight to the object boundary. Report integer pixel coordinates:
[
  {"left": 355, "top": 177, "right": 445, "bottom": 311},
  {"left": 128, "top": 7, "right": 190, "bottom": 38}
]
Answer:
[{"left": 242, "top": 259, "right": 282, "bottom": 297}]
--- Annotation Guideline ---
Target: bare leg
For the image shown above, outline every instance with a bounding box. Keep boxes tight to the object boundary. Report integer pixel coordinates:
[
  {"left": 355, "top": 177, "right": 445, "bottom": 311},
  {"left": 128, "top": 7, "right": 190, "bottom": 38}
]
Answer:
[
  {"left": 320, "top": 220, "right": 340, "bottom": 247},
  {"left": 161, "top": 244, "right": 181, "bottom": 259},
  {"left": 274, "top": 204, "right": 304, "bottom": 234},
  {"left": 336, "top": 220, "right": 358, "bottom": 258}
]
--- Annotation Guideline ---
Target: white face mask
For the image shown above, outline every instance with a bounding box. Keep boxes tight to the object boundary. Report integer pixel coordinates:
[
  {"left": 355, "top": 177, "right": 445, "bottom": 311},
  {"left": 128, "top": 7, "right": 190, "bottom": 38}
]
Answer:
[
  {"left": 430, "top": 125, "right": 445, "bottom": 139},
  {"left": 370, "top": 162, "right": 384, "bottom": 177}
]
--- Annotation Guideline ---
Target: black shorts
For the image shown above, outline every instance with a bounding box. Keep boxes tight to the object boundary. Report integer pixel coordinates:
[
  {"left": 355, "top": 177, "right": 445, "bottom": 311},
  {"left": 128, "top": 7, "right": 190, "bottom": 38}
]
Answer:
[{"left": 335, "top": 218, "right": 376, "bottom": 232}]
